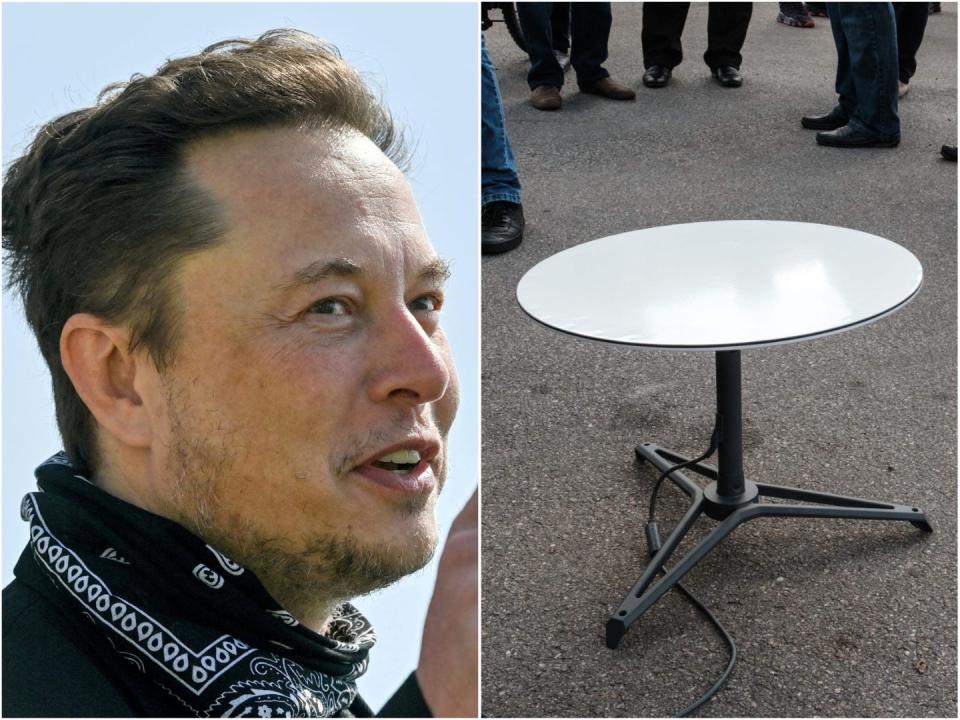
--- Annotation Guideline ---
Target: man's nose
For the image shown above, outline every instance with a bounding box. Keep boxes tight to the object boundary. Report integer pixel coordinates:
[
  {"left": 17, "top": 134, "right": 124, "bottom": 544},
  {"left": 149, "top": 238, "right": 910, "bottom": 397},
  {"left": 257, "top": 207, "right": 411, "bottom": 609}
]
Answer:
[{"left": 369, "top": 307, "right": 450, "bottom": 406}]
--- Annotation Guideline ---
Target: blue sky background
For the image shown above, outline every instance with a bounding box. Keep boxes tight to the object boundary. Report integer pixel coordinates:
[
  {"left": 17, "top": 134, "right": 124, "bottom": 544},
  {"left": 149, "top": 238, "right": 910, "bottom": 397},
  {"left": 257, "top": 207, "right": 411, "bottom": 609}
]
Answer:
[{"left": 2, "top": 3, "right": 478, "bottom": 710}]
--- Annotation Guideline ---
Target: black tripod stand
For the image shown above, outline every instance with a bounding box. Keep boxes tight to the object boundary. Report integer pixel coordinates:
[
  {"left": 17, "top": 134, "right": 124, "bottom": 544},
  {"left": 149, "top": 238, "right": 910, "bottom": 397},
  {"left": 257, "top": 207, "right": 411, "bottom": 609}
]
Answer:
[{"left": 605, "top": 349, "right": 932, "bottom": 649}]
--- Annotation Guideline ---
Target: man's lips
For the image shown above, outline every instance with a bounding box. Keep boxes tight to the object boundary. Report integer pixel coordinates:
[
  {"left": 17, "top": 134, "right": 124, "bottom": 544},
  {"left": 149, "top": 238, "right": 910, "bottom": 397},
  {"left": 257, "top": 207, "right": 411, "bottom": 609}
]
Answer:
[{"left": 351, "top": 438, "right": 441, "bottom": 495}]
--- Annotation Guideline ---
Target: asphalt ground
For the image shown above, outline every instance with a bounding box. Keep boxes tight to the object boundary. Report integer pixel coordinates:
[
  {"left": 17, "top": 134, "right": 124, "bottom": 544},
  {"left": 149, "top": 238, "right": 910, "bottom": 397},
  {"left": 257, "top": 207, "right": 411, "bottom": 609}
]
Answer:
[{"left": 480, "top": 3, "right": 958, "bottom": 717}]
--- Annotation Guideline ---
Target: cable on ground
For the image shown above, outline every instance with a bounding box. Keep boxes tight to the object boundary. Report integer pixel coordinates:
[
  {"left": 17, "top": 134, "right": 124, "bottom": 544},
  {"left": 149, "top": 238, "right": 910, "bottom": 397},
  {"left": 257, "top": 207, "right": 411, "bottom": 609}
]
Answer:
[{"left": 644, "top": 417, "right": 737, "bottom": 717}]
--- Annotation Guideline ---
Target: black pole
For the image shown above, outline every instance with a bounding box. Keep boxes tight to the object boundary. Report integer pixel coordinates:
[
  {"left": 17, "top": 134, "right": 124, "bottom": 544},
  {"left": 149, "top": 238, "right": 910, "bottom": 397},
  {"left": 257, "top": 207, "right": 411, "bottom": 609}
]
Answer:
[{"left": 715, "top": 350, "right": 745, "bottom": 497}]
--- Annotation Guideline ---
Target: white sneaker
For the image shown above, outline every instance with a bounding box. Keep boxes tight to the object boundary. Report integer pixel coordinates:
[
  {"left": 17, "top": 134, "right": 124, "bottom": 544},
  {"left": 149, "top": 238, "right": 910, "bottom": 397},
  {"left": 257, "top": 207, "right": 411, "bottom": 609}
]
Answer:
[{"left": 554, "top": 50, "right": 571, "bottom": 72}]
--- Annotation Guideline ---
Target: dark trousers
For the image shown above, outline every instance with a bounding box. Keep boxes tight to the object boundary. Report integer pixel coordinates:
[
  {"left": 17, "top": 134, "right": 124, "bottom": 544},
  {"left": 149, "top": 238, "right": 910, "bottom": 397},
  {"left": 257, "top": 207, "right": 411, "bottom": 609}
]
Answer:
[
  {"left": 828, "top": 2, "right": 899, "bottom": 138},
  {"left": 518, "top": 2, "right": 612, "bottom": 89},
  {"left": 552, "top": 2, "right": 571, "bottom": 52},
  {"left": 641, "top": 2, "right": 753, "bottom": 70},
  {"left": 893, "top": 2, "right": 929, "bottom": 83}
]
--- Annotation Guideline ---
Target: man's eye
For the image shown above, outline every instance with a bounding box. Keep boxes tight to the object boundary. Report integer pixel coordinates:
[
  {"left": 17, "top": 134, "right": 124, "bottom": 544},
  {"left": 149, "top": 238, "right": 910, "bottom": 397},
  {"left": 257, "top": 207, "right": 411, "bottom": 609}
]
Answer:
[
  {"left": 308, "top": 298, "right": 350, "bottom": 316},
  {"left": 409, "top": 294, "right": 442, "bottom": 313}
]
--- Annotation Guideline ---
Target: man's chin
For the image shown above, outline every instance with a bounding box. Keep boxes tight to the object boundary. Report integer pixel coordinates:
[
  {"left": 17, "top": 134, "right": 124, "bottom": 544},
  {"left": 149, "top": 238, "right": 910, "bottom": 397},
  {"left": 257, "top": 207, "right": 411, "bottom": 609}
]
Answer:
[
  {"left": 225, "top": 515, "right": 440, "bottom": 602},
  {"left": 342, "top": 487, "right": 441, "bottom": 592},
  {"left": 341, "top": 533, "right": 439, "bottom": 596}
]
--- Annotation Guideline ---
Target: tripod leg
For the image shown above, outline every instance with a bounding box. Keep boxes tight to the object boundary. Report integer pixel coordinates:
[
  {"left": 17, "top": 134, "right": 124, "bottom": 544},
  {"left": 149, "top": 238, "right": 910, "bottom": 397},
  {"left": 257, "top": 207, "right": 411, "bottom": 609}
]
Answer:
[
  {"left": 755, "top": 482, "right": 932, "bottom": 532},
  {"left": 606, "top": 497, "right": 704, "bottom": 649},
  {"left": 636, "top": 442, "right": 718, "bottom": 488},
  {"left": 606, "top": 502, "right": 749, "bottom": 649}
]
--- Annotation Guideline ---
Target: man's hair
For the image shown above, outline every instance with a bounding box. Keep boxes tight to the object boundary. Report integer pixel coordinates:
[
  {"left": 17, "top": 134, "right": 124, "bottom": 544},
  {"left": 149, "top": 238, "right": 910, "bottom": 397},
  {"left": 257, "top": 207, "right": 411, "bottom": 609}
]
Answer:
[{"left": 3, "top": 29, "right": 405, "bottom": 474}]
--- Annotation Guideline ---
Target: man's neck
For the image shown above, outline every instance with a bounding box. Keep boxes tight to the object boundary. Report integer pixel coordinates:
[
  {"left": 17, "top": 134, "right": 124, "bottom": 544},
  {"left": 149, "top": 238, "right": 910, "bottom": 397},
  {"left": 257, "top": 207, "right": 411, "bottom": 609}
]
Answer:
[{"left": 266, "top": 592, "right": 337, "bottom": 635}]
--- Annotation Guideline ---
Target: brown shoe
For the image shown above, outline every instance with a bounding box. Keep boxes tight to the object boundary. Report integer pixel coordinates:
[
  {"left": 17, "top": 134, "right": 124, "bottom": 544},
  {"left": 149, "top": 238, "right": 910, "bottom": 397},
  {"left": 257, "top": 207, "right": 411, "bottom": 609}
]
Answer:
[
  {"left": 530, "top": 85, "right": 562, "bottom": 111},
  {"left": 579, "top": 76, "right": 636, "bottom": 100}
]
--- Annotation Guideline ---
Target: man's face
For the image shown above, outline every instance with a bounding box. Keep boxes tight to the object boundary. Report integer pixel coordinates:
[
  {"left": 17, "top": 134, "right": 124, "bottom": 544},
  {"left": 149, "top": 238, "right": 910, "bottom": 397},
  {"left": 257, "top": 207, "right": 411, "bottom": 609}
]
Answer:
[{"left": 150, "top": 127, "right": 459, "bottom": 605}]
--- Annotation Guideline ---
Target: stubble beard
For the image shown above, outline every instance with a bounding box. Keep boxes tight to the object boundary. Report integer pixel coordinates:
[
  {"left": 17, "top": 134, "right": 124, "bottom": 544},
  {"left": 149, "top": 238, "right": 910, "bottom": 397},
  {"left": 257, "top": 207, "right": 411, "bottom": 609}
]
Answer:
[{"left": 162, "top": 382, "right": 442, "bottom": 619}]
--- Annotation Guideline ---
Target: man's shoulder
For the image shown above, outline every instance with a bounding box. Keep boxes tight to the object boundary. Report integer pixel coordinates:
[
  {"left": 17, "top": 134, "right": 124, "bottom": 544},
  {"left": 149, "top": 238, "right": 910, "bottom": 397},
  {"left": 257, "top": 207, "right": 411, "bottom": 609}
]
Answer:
[{"left": 2, "top": 578, "right": 137, "bottom": 717}]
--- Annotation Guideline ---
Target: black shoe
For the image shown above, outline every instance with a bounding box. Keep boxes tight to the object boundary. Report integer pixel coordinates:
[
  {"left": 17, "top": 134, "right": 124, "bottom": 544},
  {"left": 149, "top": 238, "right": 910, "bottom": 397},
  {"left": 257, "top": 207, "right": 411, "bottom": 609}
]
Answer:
[
  {"left": 712, "top": 65, "right": 742, "bottom": 87},
  {"left": 642, "top": 65, "right": 672, "bottom": 88},
  {"left": 941, "top": 145, "right": 957, "bottom": 161},
  {"left": 816, "top": 126, "right": 899, "bottom": 148},
  {"left": 482, "top": 201, "right": 524, "bottom": 255},
  {"left": 801, "top": 110, "right": 849, "bottom": 130},
  {"left": 777, "top": 3, "right": 815, "bottom": 27}
]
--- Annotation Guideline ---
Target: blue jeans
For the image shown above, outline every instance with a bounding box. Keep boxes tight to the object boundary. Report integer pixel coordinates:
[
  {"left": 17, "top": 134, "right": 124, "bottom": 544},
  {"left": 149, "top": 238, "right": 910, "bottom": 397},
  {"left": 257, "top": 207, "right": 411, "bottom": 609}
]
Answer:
[
  {"left": 481, "top": 36, "right": 522, "bottom": 206},
  {"left": 828, "top": 2, "right": 899, "bottom": 139}
]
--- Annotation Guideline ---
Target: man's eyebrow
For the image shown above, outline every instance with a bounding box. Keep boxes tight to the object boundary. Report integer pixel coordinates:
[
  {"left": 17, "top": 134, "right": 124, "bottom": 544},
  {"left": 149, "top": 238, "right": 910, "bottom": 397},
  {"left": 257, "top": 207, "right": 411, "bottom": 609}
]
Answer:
[
  {"left": 419, "top": 257, "right": 452, "bottom": 284},
  {"left": 275, "top": 258, "right": 362, "bottom": 292},
  {"left": 274, "top": 256, "right": 450, "bottom": 294}
]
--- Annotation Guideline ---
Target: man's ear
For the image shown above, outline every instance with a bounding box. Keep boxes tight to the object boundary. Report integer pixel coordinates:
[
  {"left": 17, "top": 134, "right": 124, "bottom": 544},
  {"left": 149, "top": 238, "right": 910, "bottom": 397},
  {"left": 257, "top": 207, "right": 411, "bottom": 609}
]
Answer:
[{"left": 60, "top": 314, "right": 154, "bottom": 449}]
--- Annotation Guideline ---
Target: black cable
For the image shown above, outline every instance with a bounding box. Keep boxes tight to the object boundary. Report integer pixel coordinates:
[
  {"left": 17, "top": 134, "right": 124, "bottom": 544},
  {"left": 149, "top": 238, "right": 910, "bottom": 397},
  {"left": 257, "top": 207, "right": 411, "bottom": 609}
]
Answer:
[
  {"left": 648, "top": 415, "right": 721, "bottom": 522},
  {"left": 644, "top": 417, "right": 737, "bottom": 717},
  {"left": 672, "top": 581, "right": 737, "bottom": 717}
]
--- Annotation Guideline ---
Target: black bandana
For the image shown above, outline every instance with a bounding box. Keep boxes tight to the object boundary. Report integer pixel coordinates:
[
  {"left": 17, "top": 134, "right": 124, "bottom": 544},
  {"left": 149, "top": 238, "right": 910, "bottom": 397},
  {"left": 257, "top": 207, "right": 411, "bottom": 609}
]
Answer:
[{"left": 17, "top": 453, "right": 377, "bottom": 717}]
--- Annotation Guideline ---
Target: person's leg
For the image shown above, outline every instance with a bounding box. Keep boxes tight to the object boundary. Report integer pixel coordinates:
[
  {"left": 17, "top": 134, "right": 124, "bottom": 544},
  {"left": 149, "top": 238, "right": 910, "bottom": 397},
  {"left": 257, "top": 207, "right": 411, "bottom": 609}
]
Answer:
[
  {"left": 517, "top": 3, "right": 565, "bottom": 90},
  {"left": 704, "top": 3, "right": 753, "bottom": 69},
  {"left": 551, "top": 2, "right": 571, "bottom": 52},
  {"left": 481, "top": 37, "right": 524, "bottom": 254},
  {"left": 829, "top": 2, "right": 899, "bottom": 138},
  {"left": 893, "top": 1, "right": 929, "bottom": 85},
  {"left": 570, "top": 2, "right": 612, "bottom": 86},
  {"left": 481, "top": 37, "right": 522, "bottom": 208},
  {"left": 641, "top": 2, "right": 690, "bottom": 68},
  {"left": 827, "top": 2, "right": 856, "bottom": 122}
]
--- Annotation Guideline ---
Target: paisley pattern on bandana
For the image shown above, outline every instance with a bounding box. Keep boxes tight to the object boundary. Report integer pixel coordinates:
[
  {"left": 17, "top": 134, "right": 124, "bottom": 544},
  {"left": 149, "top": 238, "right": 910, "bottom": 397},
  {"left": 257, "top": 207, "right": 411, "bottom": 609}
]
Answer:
[{"left": 21, "top": 453, "right": 376, "bottom": 717}]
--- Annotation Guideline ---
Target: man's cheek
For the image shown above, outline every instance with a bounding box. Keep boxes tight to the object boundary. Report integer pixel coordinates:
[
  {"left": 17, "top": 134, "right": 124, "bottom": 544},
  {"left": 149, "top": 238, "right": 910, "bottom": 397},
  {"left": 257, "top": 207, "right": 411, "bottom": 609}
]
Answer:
[{"left": 437, "top": 363, "right": 461, "bottom": 431}]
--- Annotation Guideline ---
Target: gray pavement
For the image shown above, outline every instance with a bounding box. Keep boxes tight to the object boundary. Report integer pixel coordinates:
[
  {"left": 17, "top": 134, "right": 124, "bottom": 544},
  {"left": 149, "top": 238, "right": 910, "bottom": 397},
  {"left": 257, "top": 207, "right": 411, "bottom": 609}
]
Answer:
[{"left": 480, "top": 4, "right": 958, "bottom": 717}]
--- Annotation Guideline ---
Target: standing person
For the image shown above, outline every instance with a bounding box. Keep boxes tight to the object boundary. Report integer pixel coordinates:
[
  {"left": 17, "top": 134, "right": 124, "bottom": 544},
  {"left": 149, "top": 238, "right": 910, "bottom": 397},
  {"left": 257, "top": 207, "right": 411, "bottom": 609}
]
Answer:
[
  {"left": 641, "top": 3, "right": 753, "bottom": 88},
  {"left": 518, "top": 2, "right": 635, "bottom": 111},
  {"left": 801, "top": 3, "right": 900, "bottom": 148},
  {"left": 482, "top": 36, "right": 525, "bottom": 255}
]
